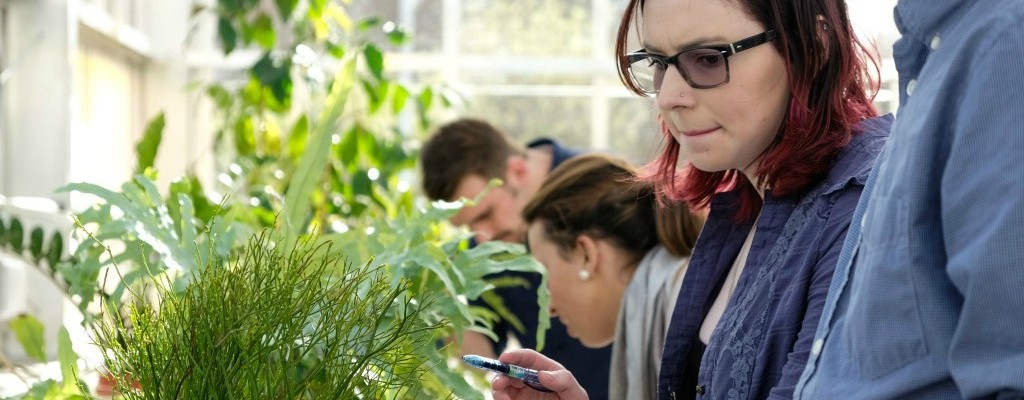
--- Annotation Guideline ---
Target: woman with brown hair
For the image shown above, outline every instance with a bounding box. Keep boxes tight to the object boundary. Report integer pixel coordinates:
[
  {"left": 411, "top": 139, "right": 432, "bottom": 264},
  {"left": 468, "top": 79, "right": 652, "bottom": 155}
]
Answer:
[{"left": 521, "top": 154, "right": 704, "bottom": 399}]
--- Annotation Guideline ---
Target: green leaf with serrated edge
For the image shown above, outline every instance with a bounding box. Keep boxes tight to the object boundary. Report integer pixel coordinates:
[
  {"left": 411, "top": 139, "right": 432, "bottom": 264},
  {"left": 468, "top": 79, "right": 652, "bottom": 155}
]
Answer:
[
  {"left": 9, "top": 314, "right": 46, "bottom": 362},
  {"left": 479, "top": 291, "right": 526, "bottom": 335},
  {"left": 457, "top": 241, "right": 549, "bottom": 350}
]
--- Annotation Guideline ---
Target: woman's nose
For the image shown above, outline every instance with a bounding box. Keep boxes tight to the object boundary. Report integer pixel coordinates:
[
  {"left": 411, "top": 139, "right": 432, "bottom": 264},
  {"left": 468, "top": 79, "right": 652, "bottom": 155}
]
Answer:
[{"left": 657, "top": 65, "right": 697, "bottom": 110}]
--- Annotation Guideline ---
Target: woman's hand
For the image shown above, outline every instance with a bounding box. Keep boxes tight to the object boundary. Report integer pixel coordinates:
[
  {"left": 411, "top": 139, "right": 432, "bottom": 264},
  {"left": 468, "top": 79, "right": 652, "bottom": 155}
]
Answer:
[{"left": 490, "top": 349, "right": 589, "bottom": 400}]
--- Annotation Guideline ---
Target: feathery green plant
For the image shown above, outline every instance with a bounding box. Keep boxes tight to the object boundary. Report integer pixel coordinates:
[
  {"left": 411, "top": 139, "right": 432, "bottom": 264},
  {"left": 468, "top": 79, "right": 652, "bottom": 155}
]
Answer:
[{"left": 94, "top": 232, "right": 444, "bottom": 399}]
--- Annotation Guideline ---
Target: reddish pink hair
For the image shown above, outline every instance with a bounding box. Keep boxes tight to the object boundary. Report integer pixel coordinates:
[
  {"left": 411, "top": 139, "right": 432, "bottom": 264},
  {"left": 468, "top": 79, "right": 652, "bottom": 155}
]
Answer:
[{"left": 621, "top": 0, "right": 880, "bottom": 221}]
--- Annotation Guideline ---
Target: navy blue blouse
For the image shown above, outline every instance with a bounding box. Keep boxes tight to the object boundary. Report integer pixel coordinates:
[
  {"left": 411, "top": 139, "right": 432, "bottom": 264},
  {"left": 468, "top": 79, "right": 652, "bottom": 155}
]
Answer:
[{"left": 658, "top": 115, "right": 893, "bottom": 400}]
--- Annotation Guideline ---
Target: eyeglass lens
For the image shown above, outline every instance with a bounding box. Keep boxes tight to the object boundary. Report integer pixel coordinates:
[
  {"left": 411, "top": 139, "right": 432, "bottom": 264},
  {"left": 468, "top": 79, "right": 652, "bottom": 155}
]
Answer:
[{"left": 630, "top": 48, "right": 728, "bottom": 92}]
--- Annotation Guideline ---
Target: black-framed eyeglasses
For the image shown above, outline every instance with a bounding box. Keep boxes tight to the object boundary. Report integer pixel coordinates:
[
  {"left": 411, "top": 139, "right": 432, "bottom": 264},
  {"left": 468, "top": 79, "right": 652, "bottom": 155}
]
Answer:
[{"left": 624, "top": 30, "right": 777, "bottom": 94}]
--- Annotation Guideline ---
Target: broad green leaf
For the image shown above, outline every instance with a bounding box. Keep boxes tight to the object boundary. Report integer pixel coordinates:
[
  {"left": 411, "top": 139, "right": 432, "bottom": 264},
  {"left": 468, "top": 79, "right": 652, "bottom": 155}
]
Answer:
[
  {"left": 324, "top": 3, "right": 353, "bottom": 33},
  {"left": 385, "top": 26, "right": 409, "bottom": 46},
  {"left": 356, "top": 128, "right": 380, "bottom": 165},
  {"left": 363, "top": 44, "right": 384, "bottom": 81},
  {"left": 264, "top": 117, "right": 283, "bottom": 155},
  {"left": 7, "top": 217, "right": 24, "bottom": 254},
  {"left": 27, "top": 380, "right": 59, "bottom": 398},
  {"left": 360, "top": 79, "right": 381, "bottom": 113},
  {"left": 251, "top": 52, "right": 293, "bottom": 107},
  {"left": 234, "top": 116, "right": 256, "bottom": 156},
  {"left": 29, "top": 226, "right": 45, "bottom": 262},
  {"left": 9, "top": 314, "right": 47, "bottom": 362},
  {"left": 308, "top": 0, "right": 327, "bottom": 14},
  {"left": 416, "top": 87, "right": 435, "bottom": 129},
  {"left": 326, "top": 43, "right": 345, "bottom": 58},
  {"left": 356, "top": 16, "right": 381, "bottom": 31},
  {"left": 57, "top": 327, "right": 82, "bottom": 392},
  {"left": 418, "top": 87, "right": 434, "bottom": 111},
  {"left": 217, "top": 17, "right": 237, "bottom": 54},
  {"left": 45, "top": 232, "right": 63, "bottom": 269},
  {"left": 206, "top": 85, "right": 233, "bottom": 110},
  {"left": 274, "top": 0, "right": 297, "bottom": 18},
  {"left": 176, "top": 193, "right": 199, "bottom": 252},
  {"left": 135, "top": 112, "right": 165, "bottom": 173},
  {"left": 337, "top": 126, "right": 360, "bottom": 170},
  {"left": 283, "top": 57, "right": 357, "bottom": 239},
  {"left": 132, "top": 174, "right": 165, "bottom": 210},
  {"left": 180, "top": 175, "right": 218, "bottom": 224},
  {"left": 59, "top": 183, "right": 134, "bottom": 213},
  {"left": 238, "top": 18, "right": 253, "bottom": 45},
  {"left": 251, "top": 13, "right": 276, "bottom": 50},
  {"left": 288, "top": 115, "right": 309, "bottom": 160},
  {"left": 168, "top": 178, "right": 190, "bottom": 236},
  {"left": 352, "top": 169, "right": 372, "bottom": 197},
  {"left": 391, "top": 84, "right": 409, "bottom": 114},
  {"left": 309, "top": 9, "right": 329, "bottom": 41}
]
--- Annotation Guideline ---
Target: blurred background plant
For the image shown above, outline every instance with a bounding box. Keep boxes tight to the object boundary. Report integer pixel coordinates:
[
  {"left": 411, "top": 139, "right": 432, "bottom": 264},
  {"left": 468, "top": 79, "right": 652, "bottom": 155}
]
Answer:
[{"left": 1, "top": 0, "right": 545, "bottom": 398}]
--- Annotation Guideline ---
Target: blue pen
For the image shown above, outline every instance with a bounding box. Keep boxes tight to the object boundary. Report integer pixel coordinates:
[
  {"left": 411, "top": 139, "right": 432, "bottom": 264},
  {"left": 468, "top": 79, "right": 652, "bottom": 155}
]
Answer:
[{"left": 462, "top": 354, "right": 554, "bottom": 393}]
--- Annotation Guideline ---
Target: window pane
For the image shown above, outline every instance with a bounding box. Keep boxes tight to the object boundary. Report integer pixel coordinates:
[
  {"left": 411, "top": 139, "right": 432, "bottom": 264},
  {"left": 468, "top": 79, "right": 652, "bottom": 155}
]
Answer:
[
  {"left": 348, "top": 0, "right": 443, "bottom": 53},
  {"left": 460, "top": 0, "right": 592, "bottom": 57},
  {"left": 607, "top": 97, "right": 662, "bottom": 164},
  {"left": 463, "top": 95, "right": 592, "bottom": 151},
  {"left": 458, "top": 71, "right": 594, "bottom": 86}
]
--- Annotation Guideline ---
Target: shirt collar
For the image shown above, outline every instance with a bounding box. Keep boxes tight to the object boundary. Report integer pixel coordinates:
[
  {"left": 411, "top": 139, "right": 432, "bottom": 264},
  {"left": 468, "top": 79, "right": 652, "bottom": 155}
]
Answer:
[
  {"left": 820, "top": 115, "right": 893, "bottom": 195},
  {"left": 895, "top": 0, "right": 966, "bottom": 45}
]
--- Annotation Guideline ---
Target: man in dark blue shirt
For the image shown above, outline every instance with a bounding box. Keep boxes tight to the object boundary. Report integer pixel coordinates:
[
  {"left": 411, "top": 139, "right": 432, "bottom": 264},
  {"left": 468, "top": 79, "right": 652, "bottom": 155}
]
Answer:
[{"left": 421, "top": 118, "right": 611, "bottom": 399}]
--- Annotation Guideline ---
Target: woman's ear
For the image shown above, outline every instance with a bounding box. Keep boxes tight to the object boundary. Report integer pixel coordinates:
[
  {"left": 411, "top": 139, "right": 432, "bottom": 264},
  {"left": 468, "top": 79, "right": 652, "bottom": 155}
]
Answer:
[{"left": 576, "top": 234, "right": 600, "bottom": 274}]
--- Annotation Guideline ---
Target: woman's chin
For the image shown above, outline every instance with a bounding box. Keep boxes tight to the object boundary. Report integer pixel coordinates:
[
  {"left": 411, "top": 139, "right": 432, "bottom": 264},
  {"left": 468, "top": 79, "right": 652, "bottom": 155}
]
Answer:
[{"left": 579, "top": 336, "right": 614, "bottom": 349}]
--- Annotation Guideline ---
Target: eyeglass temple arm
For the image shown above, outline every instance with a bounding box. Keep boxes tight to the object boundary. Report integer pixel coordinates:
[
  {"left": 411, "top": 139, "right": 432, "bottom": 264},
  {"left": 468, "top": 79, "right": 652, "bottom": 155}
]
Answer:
[{"left": 728, "top": 30, "right": 777, "bottom": 55}]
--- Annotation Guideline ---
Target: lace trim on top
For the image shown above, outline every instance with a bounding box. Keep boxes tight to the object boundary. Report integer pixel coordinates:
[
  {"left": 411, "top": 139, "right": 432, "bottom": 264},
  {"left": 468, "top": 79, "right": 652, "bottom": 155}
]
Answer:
[{"left": 701, "top": 181, "right": 830, "bottom": 400}]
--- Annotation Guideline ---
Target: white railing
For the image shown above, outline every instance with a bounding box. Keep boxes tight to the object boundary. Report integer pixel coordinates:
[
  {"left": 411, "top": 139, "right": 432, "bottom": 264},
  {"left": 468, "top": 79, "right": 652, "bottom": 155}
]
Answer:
[{"left": 0, "top": 196, "right": 70, "bottom": 364}]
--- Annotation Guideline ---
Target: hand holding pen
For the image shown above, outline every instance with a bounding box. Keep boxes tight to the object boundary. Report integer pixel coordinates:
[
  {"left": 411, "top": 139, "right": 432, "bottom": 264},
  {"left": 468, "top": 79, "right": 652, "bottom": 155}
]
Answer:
[{"left": 487, "top": 349, "right": 589, "bottom": 400}]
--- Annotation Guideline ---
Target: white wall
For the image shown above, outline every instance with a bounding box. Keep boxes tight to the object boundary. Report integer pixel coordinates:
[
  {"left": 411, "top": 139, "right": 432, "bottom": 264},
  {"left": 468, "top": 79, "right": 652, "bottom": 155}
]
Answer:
[{"left": 2, "top": 0, "right": 75, "bottom": 206}]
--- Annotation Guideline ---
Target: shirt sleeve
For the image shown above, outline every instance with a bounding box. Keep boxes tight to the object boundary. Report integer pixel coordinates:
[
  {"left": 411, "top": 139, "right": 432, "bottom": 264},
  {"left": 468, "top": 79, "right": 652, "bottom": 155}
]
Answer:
[
  {"left": 767, "top": 187, "right": 860, "bottom": 400},
  {"left": 940, "top": 17, "right": 1024, "bottom": 399}
]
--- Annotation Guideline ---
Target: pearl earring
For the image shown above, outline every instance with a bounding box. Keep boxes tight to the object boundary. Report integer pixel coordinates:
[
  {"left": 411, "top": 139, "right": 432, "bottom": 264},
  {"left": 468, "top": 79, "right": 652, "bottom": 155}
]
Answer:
[{"left": 578, "top": 269, "right": 591, "bottom": 282}]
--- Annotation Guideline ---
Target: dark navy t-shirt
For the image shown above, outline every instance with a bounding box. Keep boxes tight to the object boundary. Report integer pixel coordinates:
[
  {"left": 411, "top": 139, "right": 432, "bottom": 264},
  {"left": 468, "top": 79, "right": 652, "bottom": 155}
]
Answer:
[{"left": 473, "top": 138, "right": 612, "bottom": 399}]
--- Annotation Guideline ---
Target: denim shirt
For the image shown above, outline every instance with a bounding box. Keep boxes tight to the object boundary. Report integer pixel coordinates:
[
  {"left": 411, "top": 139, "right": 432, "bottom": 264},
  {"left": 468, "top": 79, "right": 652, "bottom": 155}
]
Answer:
[
  {"left": 658, "top": 115, "right": 892, "bottom": 400},
  {"left": 795, "top": 1, "right": 1024, "bottom": 399}
]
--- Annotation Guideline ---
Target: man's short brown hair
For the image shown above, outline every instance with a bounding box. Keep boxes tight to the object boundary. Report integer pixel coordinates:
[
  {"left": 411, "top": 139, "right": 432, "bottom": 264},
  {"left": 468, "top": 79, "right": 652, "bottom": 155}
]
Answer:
[{"left": 420, "top": 118, "right": 524, "bottom": 201}]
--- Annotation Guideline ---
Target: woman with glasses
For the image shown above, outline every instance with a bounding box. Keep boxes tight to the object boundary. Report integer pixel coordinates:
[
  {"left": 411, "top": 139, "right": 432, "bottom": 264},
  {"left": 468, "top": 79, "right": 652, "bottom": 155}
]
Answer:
[{"left": 492, "top": 0, "right": 892, "bottom": 399}]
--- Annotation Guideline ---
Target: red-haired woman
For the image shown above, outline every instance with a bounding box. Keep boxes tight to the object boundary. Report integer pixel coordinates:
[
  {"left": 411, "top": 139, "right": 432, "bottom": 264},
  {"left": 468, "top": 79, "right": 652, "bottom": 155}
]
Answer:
[{"left": 492, "top": 0, "right": 891, "bottom": 399}]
